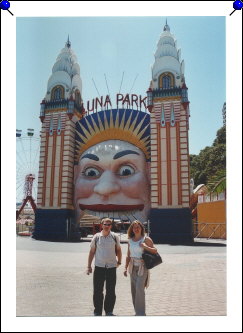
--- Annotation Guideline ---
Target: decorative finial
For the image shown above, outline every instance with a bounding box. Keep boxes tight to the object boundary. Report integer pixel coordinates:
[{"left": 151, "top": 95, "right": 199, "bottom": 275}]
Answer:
[
  {"left": 163, "top": 18, "right": 170, "bottom": 32},
  {"left": 66, "top": 35, "right": 71, "bottom": 48}
]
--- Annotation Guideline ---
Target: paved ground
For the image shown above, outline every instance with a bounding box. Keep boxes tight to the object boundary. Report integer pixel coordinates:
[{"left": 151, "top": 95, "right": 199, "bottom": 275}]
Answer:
[{"left": 16, "top": 235, "right": 226, "bottom": 317}]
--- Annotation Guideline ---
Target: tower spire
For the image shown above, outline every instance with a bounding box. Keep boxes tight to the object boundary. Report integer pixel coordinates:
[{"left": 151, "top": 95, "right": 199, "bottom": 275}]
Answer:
[
  {"left": 163, "top": 18, "right": 170, "bottom": 32},
  {"left": 66, "top": 35, "right": 71, "bottom": 48}
]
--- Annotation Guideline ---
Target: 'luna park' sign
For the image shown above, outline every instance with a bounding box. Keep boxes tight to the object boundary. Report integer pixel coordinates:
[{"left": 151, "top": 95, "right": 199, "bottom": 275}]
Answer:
[{"left": 86, "top": 94, "right": 147, "bottom": 112}]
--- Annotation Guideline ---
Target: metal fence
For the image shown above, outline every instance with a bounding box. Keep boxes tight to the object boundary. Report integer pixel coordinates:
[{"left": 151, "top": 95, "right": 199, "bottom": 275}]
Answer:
[
  {"left": 198, "top": 191, "right": 226, "bottom": 203},
  {"left": 193, "top": 222, "right": 226, "bottom": 239}
]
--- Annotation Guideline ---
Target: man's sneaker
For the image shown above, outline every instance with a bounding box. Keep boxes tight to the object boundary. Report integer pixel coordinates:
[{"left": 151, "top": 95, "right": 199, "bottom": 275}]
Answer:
[{"left": 106, "top": 312, "right": 116, "bottom": 316}]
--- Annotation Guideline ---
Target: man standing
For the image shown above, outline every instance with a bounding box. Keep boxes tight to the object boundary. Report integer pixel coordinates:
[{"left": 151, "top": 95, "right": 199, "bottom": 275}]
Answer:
[{"left": 87, "top": 218, "right": 122, "bottom": 316}]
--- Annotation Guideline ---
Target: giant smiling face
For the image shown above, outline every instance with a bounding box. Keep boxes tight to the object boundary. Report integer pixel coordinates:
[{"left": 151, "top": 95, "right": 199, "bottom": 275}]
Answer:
[{"left": 74, "top": 140, "right": 150, "bottom": 222}]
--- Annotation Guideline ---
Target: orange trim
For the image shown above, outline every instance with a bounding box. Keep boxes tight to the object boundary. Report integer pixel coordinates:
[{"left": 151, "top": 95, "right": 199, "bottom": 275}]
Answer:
[
  {"left": 49, "top": 132, "right": 57, "bottom": 207},
  {"left": 61, "top": 190, "right": 74, "bottom": 196},
  {"left": 42, "top": 133, "right": 49, "bottom": 206},
  {"left": 158, "top": 72, "right": 175, "bottom": 88},
  {"left": 61, "top": 159, "right": 74, "bottom": 163},
  {"left": 157, "top": 123, "right": 162, "bottom": 205},
  {"left": 63, "top": 129, "right": 75, "bottom": 135},
  {"left": 166, "top": 124, "right": 172, "bottom": 205},
  {"left": 153, "top": 96, "right": 181, "bottom": 103},
  {"left": 176, "top": 122, "right": 182, "bottom": 205},
  {"left": 45, "top": 108, "right": 67, "bottom": 113},
  {"left": 61, "top": 165, "right": 73, "bottom": 170},
  {"left": 63, "top": 149, "right": 75, "bottom": 153},
  {"left": 51, "top": 85, "right": 65, "bottom": 100},
  {"left": 58, "top": 132, "right": 65, "bottom": 206},
  {"left": 61, "top": 182, "right": 74, "bottom": 186}
]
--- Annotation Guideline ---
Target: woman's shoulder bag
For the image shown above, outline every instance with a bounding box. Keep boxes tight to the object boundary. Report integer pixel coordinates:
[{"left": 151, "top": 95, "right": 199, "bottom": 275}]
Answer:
[{"left": 142, "top": 237, "right": 162, "bottom": 269}]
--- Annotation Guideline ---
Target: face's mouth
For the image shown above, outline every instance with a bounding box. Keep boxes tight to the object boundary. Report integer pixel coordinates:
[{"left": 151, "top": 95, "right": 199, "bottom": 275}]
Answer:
[{"left": 79, "top": 204, "right": 144, "bottom": 212}]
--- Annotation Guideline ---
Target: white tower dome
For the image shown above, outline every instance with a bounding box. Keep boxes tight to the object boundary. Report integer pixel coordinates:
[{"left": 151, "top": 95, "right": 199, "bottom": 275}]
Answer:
[
  {"left": 152, "top": 20, "right": 185, "bottom": 89},
  {"left": 45, "top": 37, "right": 82, "bottom": 101}
]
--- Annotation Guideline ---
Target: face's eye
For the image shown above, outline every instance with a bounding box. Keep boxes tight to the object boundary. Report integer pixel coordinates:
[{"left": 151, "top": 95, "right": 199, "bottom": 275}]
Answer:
[
  {"left": 83, "top": 167, "right": 101, "bottom": 178},
  {"left": 117, "top": 165, "right": 135, "bottom": 177}
]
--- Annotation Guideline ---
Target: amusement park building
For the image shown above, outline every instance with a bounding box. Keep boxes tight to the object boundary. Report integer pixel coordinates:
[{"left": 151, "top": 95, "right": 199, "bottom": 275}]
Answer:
[{"left": 33, "top": 22, "right": 192, "bottom": 243}]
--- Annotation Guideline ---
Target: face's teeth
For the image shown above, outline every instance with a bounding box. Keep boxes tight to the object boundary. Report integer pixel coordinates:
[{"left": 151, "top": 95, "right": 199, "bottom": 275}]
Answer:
[{"left": 82, "top": 209, "right": 144, "bottom": 222}]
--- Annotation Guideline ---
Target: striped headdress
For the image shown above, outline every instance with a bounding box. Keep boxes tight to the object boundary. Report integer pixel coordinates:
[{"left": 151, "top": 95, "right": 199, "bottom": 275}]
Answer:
[{"left": 75, "top": 109, "right": 150, "bottom": 164}]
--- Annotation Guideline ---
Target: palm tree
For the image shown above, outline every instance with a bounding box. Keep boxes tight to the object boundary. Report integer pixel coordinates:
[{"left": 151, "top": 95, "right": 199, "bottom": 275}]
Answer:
[{"left": 207, "top": 170, "right": 226, "bottom": 194}]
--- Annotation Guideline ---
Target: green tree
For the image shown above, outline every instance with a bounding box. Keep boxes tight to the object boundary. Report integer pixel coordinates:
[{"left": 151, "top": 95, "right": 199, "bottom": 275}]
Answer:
[
  {"left": 213, "top": 126, "right": 226, "bottom": 146},
  {"left": 207, "top": 169, "right": 226, "bottom": 193},
  {"left": 190, "top": 126, "right": 226, "bottom": 188}
]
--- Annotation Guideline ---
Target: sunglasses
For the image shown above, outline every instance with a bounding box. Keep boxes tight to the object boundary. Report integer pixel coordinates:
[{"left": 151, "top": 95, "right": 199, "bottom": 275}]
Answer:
[{"left": 103, "top": 224, "right": 112, "bottom": 226}]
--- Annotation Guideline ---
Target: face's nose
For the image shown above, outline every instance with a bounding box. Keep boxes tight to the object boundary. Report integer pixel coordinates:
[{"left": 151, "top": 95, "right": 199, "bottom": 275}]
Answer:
[{"left": 94, "top": 171, "right": 120, "bottom": 196}]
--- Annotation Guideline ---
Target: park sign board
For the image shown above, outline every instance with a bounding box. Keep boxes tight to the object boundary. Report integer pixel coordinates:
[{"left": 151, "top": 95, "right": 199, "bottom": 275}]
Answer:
[{"left": 86, "top": 93, "right": 147, "bottom": 112}]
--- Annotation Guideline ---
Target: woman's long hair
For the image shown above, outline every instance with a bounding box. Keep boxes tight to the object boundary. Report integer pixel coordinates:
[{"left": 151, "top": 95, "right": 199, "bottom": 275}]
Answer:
[{"left": 127, "top": 220, "right": 145, "bottom": 239}]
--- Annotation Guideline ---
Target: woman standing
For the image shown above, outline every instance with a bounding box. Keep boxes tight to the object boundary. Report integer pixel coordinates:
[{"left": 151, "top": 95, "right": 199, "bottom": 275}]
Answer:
[{"left": 124, "top": 220, "right": 157, "bottom": 316}]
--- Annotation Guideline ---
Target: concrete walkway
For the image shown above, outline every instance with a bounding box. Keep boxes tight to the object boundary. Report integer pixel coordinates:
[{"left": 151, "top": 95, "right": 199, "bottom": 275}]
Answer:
[{"left": 16, "top": 236, "right": 226, "bottom": 317}]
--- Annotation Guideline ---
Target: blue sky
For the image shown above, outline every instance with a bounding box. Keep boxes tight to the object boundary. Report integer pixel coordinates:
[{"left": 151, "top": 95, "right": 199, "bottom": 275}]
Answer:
[{"left": 16, "top": 16, "right": 226, "bottom": 155}]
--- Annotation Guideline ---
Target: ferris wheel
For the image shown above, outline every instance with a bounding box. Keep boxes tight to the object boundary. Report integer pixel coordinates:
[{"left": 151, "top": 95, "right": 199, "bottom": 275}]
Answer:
[{"left": 16, "top": 129, "right": 41, "bottom": 208}]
